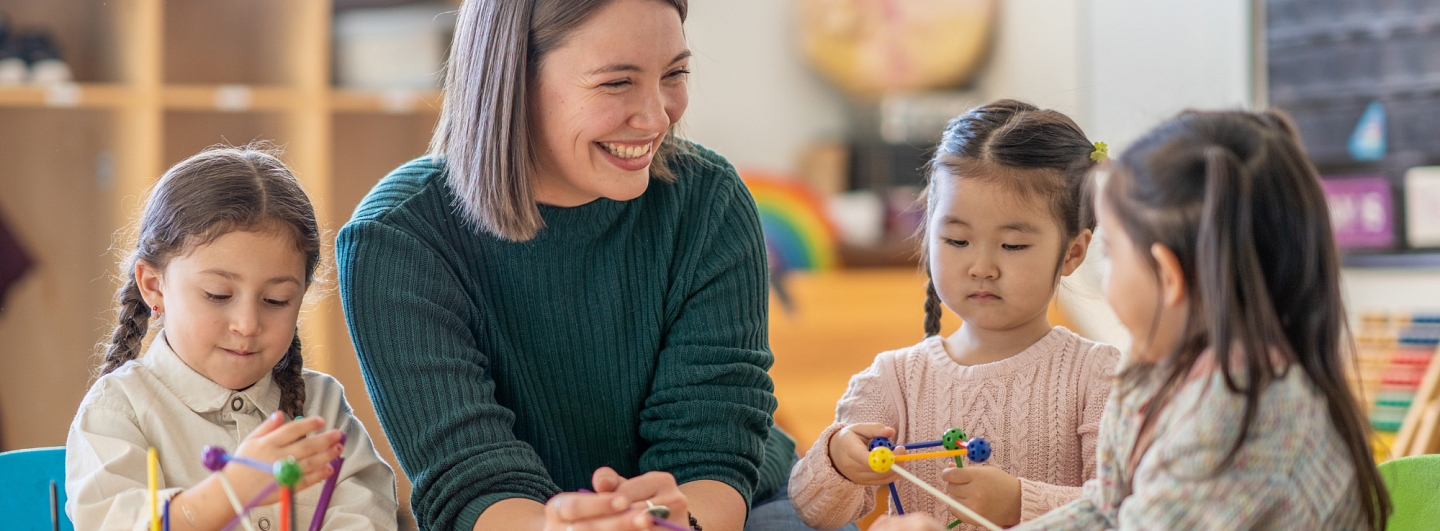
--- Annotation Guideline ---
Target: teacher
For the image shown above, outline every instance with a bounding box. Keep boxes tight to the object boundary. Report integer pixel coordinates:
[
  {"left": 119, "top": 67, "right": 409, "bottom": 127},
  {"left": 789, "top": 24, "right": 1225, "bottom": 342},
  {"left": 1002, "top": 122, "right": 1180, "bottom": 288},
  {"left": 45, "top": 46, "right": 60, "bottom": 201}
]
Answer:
[{"left": 336, "top": 1, "right": 842, "bottom": 531}]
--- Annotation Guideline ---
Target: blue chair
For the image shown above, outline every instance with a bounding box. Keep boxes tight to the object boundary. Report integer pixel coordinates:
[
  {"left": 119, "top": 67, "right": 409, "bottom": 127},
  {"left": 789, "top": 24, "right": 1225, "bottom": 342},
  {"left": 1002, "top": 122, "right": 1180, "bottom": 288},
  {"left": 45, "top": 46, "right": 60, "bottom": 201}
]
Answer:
[{"left": 0, "top": 447, "right": 73, "bottom": 531}]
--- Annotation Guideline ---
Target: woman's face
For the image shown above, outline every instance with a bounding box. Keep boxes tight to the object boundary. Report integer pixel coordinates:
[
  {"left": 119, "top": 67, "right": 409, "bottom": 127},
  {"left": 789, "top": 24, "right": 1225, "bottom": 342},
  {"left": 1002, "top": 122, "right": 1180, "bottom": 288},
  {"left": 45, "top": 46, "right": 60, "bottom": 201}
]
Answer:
[{"left": 529, "top": 0, "right": 690, "bottom": 207}]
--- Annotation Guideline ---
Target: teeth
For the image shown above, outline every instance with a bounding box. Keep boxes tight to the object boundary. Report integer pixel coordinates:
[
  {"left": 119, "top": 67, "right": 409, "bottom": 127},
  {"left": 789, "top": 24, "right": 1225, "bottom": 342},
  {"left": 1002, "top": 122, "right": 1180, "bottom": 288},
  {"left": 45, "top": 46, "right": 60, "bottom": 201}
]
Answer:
[{"left": 600, "top": 141, "right": 653, "bottom": 159}]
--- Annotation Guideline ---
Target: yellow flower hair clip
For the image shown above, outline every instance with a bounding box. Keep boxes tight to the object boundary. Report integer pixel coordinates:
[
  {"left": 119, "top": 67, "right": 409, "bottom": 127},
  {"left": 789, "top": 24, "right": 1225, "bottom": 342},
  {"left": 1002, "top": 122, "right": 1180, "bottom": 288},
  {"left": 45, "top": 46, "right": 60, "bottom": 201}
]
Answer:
[{"left": 1089, "top": 141, "right": 1109, "bottom": 163}]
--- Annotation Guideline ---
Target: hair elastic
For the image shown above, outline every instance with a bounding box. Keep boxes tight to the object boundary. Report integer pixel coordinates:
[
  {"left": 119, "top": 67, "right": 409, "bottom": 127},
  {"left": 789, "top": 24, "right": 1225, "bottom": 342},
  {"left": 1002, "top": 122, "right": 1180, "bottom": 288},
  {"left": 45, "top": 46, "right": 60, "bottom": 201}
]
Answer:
[{"left": 1090, "top": 141, "right": 1109, "bottom": 163}]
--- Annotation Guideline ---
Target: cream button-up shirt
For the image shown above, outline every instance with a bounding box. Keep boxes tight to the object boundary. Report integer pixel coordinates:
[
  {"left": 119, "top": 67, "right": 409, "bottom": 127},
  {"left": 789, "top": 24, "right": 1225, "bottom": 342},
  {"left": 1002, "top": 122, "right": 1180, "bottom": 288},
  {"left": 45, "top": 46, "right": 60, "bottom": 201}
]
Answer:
[{"left": 65, "top": 332, "right": 399, "bottom": 531}]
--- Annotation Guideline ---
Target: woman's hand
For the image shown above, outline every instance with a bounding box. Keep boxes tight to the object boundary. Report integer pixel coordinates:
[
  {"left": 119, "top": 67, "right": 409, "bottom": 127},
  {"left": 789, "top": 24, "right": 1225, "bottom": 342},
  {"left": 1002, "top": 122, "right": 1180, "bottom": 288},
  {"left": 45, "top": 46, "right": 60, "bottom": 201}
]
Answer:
[
  {"left": 230, "top": 412, "right": 344, "bottom": 504},
  {"left": 828, "top": 423, "right": 903, "bottom": 485},
  {"left": 869, "top": 514, "right": 946, "bottom": 531},
  {"left": 593, "top": 467, "right": 690, "bottom": 530},
  {"left": 940, "top": 465, "right": 1022, "bottom": 527},
  {"left": 544, "top": 490, "right": 644, "bottom": 531}
]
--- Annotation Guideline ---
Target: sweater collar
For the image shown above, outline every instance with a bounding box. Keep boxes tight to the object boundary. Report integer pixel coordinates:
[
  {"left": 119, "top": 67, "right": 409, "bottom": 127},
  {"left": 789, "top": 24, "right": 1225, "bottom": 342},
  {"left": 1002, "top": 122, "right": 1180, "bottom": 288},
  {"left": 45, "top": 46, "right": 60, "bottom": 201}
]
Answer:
[
  {"left": 924, "top": 326, "right": 1071, "bottom": 378},
  {"left": 142, "top": 330, "right": 279, "bottom": 415}
]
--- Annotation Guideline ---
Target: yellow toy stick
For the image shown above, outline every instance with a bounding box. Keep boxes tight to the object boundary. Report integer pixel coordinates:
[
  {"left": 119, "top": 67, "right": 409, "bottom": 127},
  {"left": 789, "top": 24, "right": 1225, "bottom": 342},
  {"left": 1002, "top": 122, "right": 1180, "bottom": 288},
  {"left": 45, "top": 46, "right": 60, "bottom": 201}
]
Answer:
[
  {"left": 890, "top": 464, "right": 1002, "bottom": 531},
  {"left": 148, "top": 447, "right": 160, "bottom": 531},
  {"left": 894, "top": 448, "right": 966, "bottom": 463}
]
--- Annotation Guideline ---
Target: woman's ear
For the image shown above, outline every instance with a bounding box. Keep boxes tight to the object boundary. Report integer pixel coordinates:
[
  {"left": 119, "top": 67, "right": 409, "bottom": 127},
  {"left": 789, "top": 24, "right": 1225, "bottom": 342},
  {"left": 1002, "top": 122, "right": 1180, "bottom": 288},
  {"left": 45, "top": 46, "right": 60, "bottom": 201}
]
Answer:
[
  {"left": 1059, "top": 229, "right": 1093, "bottom": 277},
  {"left": 134, "top": 261, "right": 165, "bottom": 312},
  {"left": 1149, "top": 243, "right": 1187, "bottom": 308}
]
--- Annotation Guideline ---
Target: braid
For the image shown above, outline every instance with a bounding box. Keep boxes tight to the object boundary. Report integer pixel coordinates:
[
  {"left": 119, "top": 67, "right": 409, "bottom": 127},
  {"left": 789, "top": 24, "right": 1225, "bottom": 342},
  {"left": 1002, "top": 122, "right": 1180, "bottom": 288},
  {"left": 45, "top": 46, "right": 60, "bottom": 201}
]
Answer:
[
  {"left": 924, "top": 279, "right": 943, "bottom": 338},
  {"left": 273, "top": 333, "right": 307, "bottom": 419},
  {"left": 100, "top": 274, "right": 151, "bottom": 376}
]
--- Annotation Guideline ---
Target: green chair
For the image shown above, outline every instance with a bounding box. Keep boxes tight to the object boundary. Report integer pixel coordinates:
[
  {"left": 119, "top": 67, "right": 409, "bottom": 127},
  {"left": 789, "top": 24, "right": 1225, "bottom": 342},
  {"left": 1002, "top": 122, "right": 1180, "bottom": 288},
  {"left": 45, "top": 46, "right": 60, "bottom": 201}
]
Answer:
[
  {"left": 1379, "top": 454, "right": 1440, "bottom": 531},
  {"left": 0, "top": 446, "right": 72, "bottom": 531}
]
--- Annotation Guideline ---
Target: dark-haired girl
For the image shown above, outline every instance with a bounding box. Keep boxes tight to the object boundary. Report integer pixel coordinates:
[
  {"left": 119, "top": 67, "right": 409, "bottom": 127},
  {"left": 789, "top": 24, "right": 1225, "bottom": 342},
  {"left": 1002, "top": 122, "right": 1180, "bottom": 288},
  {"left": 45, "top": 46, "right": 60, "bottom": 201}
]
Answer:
[
  {"left": 1010, "top": 109, "right": 1394, "bottom": 529},
  {"left": 789, "top": 100, "right": 1121, "bottom": 530},
  {"left": 66, "top": 147, "right": 399, "bottom": 531}
]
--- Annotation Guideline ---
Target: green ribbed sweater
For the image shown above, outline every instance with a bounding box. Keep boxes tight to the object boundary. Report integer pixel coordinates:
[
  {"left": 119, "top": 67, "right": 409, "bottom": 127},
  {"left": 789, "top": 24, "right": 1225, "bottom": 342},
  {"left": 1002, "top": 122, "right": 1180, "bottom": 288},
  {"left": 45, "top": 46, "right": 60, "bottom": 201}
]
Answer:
[{"left": 336, "top": 144, "right": 793, "bottom": 531}]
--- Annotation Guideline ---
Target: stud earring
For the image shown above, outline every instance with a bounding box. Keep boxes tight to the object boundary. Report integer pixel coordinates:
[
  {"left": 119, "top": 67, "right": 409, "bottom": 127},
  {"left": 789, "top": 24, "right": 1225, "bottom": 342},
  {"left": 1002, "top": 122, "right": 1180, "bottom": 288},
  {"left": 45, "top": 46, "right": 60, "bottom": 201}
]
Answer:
[{"left": 151, "top": 305, "right": 161, "bottom": 317}]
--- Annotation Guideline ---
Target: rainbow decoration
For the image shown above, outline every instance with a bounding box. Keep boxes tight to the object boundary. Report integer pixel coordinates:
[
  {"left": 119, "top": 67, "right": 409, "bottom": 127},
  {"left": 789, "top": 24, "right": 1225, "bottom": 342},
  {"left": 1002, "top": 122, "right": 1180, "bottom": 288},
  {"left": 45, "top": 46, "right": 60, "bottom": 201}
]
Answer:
[{"left": 740, "top": 171, "right": 839, "bottom": 271}]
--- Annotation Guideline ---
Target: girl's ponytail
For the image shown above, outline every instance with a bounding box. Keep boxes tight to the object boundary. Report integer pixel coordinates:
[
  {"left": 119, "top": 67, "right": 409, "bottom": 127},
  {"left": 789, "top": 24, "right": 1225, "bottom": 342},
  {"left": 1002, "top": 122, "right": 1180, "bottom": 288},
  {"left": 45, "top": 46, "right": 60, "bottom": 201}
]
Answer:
[
  {"left": 1194, "top": 145, "right": 1287, "bottom": 471},
  {"left": 99, "top": 270, "right": 151, "bottom": 376},
  {"left": 273, "top": 333, "right": 307, "bottom": 419}
]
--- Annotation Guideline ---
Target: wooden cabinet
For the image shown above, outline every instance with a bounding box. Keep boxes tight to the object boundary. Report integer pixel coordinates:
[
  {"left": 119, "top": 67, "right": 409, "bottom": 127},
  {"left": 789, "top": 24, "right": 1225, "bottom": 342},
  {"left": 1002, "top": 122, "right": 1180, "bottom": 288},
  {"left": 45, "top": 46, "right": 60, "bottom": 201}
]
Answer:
[{"left": 0, "top": 1, "right": 448, "bottom": 525}]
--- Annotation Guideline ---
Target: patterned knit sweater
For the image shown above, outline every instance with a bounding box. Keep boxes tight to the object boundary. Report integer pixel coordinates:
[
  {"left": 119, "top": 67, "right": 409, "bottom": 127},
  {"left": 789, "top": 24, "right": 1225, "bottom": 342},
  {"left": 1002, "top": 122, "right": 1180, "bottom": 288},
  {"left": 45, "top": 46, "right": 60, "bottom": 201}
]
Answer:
[
  {"left": 1015, "top": 362, "right": 1368, "bottom": 530},
  {"left": 790, "top": 327, "right": 1120, "bottom": 530}
]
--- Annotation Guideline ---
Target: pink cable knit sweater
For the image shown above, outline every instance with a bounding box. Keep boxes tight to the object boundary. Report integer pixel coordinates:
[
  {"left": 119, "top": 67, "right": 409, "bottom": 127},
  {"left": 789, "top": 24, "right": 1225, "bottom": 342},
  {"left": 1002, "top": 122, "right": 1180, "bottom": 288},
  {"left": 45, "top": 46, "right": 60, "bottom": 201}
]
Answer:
[{"left": 789, "top": 327, "right": 1120, "bottom": 530}]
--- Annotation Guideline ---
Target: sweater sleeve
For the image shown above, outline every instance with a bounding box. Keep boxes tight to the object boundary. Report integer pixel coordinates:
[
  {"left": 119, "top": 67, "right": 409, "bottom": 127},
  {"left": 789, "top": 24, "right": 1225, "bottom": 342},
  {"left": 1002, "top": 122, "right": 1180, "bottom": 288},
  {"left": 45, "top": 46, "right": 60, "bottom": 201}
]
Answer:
[
  {"left": 337, "top": 219, "right": 558, "bottom": 531},
  {"left": 1013, "top": 479, "right": 1115, "bottom": 530},
  {"left": 638, "top": 173, "right": 778, "bottom": 510},
  {"left": 789, "top": 350, "right": 905, "bottom": 530},
  {"left": 1018, "top": 343, "right": 1120, "bottom": 521}
]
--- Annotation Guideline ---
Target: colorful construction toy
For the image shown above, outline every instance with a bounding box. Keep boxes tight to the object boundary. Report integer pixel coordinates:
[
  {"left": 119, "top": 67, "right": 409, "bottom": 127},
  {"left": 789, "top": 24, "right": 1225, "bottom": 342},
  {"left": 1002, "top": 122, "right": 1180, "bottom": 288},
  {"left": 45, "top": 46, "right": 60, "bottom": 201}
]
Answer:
[
  {"left": 173, "top": 432, "right": 347, "bottom": 531},
  {"left": 869, "top": 429, "right": 1001, "bottom": 531}
]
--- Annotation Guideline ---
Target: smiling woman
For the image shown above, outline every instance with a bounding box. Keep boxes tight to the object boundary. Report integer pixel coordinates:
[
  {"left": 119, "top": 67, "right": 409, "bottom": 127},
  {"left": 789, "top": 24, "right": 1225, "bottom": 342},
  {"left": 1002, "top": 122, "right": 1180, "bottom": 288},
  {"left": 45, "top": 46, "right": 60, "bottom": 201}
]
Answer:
[
  {"left": 433, "top": 0, "right": 691, "bottom": 241},
  {"left": 338, "top": 1, "right": 840, "bottom": 531}
]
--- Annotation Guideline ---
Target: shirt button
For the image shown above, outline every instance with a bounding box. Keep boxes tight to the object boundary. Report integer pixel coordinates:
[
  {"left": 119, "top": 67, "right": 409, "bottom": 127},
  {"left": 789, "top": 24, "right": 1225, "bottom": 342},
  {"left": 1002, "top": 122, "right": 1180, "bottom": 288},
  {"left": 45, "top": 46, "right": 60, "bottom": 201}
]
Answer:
[
  {"left": 231, "top": 397, "right": 244, "bottom": 411},
  {"left": 258, "top": 517, "right": 270, "bottom": 531}
]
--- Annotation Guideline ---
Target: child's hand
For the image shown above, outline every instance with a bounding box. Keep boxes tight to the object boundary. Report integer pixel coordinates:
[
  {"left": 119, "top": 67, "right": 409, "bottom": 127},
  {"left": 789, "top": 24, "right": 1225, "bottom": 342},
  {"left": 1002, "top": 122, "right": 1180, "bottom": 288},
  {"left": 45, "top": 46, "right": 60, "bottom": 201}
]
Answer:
[
  {"left": 230, "top": 412, "right": 345, "bottom": 503},
  {"left": 940, "top": 466, "right": 1022, "bottom": 527},
  {"left": 869, "top": 514, "right": 945, "bottom": 531},
  {"left": 828, "top": 423, "right": 902, "bottom": 485}
]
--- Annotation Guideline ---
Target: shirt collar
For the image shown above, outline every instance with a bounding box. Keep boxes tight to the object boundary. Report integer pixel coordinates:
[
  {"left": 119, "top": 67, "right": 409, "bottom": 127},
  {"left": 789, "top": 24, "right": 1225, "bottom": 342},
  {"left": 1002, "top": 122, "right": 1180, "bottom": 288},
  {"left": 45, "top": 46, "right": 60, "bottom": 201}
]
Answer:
[{"left": 142, "top": 330, "right": 281, "bottom": 415}]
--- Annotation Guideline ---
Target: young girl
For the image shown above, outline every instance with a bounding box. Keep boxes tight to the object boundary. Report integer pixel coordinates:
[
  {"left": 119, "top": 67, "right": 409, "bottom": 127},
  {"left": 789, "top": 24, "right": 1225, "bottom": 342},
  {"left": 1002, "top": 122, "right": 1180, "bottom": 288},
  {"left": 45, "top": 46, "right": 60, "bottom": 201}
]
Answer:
[
  {"left": 876, "top": 110, "right": 1392, "bottom": 530},
  {"left": 66, "top": 147, "right": 399, "bottom": 531},
  {"left": 789, "top": 100, "right": 1121, "bottom": 530}
]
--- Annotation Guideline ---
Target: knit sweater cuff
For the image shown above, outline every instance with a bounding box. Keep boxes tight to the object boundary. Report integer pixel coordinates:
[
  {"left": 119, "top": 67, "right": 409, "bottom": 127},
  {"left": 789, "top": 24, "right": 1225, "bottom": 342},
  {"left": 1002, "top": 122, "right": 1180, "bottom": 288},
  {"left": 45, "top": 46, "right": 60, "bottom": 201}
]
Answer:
[
  {"left": 1018, "top": 477, "right": 1084, "bottom": 522},
  {"left": 788, "top": 423, "right": 874, "bottom": 530}
]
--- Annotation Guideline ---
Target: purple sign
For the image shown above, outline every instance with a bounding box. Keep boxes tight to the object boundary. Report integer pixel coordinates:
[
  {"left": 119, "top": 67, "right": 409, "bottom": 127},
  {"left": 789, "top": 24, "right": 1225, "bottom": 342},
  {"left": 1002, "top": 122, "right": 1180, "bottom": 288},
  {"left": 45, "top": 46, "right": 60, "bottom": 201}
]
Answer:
[{"left": 1321, "top": 175, "right": 1394, "bottom": 249}]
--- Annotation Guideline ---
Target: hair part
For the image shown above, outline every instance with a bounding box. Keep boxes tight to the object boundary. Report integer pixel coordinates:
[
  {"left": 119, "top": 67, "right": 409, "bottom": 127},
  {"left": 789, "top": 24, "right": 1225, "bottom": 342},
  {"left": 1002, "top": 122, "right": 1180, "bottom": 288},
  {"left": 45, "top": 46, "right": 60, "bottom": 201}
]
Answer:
[
  {"left": 431, "top": 0, "right": 689, "bottom": 242},
  {"left": 97, "top": 145, "right": 321, "bottom": 420},
  {"left": 919, "top": 99, "right": 1099, "bottom": 337},
  {"left": 1105, "top": 109, "right": 1389, "bottom": 530}
]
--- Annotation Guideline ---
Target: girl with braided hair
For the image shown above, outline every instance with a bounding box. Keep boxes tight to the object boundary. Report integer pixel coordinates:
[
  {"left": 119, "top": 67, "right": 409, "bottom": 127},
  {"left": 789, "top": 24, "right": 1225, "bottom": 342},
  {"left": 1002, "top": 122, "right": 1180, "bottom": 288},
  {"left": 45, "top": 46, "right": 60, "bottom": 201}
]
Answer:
[
  {"left": 65, "top": 146, "right": 398, "bottom": 531},
  {"left": 789, "top": 100, "right": 1121, "bottom": 530}
]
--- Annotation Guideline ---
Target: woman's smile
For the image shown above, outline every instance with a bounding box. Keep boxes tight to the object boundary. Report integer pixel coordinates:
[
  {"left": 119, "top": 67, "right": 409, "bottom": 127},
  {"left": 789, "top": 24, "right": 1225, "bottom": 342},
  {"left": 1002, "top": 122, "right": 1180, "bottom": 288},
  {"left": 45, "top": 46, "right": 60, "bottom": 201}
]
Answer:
[{"left": 595, "top": 137, "right": 658, "bottom": 171}]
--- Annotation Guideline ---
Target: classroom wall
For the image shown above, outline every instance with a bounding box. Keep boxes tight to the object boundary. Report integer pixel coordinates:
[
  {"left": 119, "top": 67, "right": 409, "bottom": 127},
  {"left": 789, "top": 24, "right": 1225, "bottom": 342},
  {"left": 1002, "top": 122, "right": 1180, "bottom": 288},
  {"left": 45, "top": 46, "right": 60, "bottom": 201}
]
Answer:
[
  {"left": 1082, "top": 0, "right": 1255, "bottom": 152},
  {"left": 678, "top": 0, "right": 1259, "bottom": 350},
  {"left": 682, "top": 0, "right": 848, "bottom": 174},
  {"left": 676, "top": 0, "right": 1261, "bottom": 350}
]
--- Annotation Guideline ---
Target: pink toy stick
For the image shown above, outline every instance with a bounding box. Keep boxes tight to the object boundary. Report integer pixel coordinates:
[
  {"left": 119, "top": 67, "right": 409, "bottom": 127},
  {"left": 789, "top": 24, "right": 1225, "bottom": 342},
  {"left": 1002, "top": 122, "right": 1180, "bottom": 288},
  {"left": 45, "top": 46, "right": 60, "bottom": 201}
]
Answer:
[
  {"left": 219, "top": 483, "right": 278, "bottom": 531},
  {"left": 649, "top": 515, "right": 690, "bottom": 531},
  {"left": 308, "top": 432, "right": 348, "bottom": 531}
]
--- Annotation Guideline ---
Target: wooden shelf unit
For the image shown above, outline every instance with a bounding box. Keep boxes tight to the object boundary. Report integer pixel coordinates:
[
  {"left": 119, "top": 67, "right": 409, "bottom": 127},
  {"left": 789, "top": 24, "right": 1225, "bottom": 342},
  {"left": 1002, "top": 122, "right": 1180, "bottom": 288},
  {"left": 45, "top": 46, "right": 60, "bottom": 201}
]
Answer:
[{"left": 0, "top": 1, "right": 452, "bottom": 524}]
